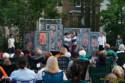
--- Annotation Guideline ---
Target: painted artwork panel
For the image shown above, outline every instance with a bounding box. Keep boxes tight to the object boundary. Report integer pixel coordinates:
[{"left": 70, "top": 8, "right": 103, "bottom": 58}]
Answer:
[
  {"left": 34, "top": 31, "right": 50, "bottom": 51},
  {"left": 90, "top": 32, "right": 100, "bottom": 55}
]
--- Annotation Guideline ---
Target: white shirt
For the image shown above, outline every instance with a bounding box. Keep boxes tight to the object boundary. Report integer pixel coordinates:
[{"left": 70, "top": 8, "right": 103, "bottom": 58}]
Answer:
[
  {"left": 10, "top": 68, "right": 36, "bottom": 81},
  {"left": 64, "top": 37, "right": 71, "bottom": 42},
  {"left": 98, "top": 36, "right": 106, "bottom": 47},
  {"left": 72, "top": 36, "right": 77, "bottom": 45},
  {"left": 36, "top": 68, "right": 67, "bottom": 80},
  {"left": 64, "top": 36, "right": 72, "bottom": 46},
  {"left": 8, "top": 38, "right": 15, "bottom": 48}
]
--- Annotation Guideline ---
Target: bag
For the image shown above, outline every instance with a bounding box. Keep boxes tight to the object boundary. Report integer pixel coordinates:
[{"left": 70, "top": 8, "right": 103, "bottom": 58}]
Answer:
[{"left": 42, "top": 71, "right": 63, "bottom": 83}]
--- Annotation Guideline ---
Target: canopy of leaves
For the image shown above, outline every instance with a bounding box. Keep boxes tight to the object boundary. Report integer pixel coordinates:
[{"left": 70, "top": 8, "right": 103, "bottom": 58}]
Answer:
[
  {"left": 0, "top": 0, "right": 60, "bottom": 33},
  {"left": 100, "top": 0, "right": 125, "bottom": 45}
]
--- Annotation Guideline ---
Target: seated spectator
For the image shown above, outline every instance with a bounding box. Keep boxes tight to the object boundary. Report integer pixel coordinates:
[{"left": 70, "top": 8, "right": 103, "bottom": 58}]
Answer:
[
  {"left": 78, "top": 49, "right": 91, "bottom": 61},
  {"left": 117, "top": 44, "right": 125, "bottom": 54},
  {"left": 36, "top": 56, "right": 67, "bottom": 83},
  {"left": 111, "top": 46, "right": 118, "bottom": 52},
  {"left": 1, "top": 58, "right": 17, "bottom": 76},
  {"left": 12, "top": 49, "right": 24, "bottom": 64},
  {"left": 29, "top": 48, "right": 45, "bottom": 71},
  {"left": 105, "top": 44, "right": 117, "bottom": 58},
  {"left": 0, "top": 65, "right": 8, "bottom": 79},
  {"left": 67, "top": 59, "right": 89, "bottom": 82},
  {"left": 116, "top": 44, "right": 125, "bottom": 66},
  {"left": 58, "top": 56, "right": 70, "bottom": 71},
  {"left": 14, "top": 49, "right": 24, "bottom": 57},
  {"left": 96, "top": 50, "right": 107, "bottom": 67},
  {"left": 106, "top": 65, "right": 125, "bottom": 83},
  {"left": 68, "top": 49, "right": 90, "bottom": 70},
  {"left": 10, "top": 56, "right": 36, "bottom": 81},
  {"left": 44, "top": 52, "right": 52, "bottom": 64},
  {"left": 112, "top": 65, "right": 124, "bottom": 79},
  {"left": 105, "top": 73, "right": 118, "bottom": 83},
  {"left": 56, "top": 47, "right": 71, "bottom": 58},
  {"left": 23, "top": 42, "right": 34, "bottom": 56},
  {"left": 0, "top": 65, "right": 11, "bottom": 83}
]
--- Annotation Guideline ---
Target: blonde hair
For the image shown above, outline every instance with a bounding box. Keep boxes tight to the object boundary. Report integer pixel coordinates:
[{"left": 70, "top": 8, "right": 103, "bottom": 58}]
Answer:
[
  {"left": 46, "top": 56, "right": 59, "bottom": 73},
  {"left": 112, "top": 65, "right": 124, "bottom": 79},
  {"left": 106, "top": 73, "right": 118, "bottom": 83}
]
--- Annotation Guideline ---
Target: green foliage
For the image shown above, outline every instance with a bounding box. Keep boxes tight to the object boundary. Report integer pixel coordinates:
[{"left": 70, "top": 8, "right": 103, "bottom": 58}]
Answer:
[
  {"left": 0, "top": 0, "right": 61, "bottom": 49},
  {"left": 100, "top": 0, "right": 125, "bottom": 45},
  {"left": 0, "top": 0, "right": 60, "bottom": 32}
]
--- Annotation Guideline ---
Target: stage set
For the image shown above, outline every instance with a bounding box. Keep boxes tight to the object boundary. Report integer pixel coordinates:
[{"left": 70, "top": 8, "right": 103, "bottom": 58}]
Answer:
[{"left": 24, "top": 18, "right": 99, "bottom": 55}]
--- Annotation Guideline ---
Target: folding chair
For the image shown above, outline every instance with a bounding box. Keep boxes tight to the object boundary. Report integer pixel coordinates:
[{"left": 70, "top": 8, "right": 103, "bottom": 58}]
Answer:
[{"left": 12, "top": 79, "right": 36, "bottom": 83}]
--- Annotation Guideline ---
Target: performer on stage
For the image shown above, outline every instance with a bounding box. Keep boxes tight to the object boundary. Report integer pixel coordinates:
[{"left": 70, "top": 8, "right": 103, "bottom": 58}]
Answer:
[
  {"left": 98, "top": 32, "right": 106, "bottom": 51},
  {"left": 71, "top": 32, "right": 78, "bottom": 58},
  {"left": 63, "top": 32, "right": 72, "bottom": 51},
  {"left": 8, "top": 34, "right": 15, "bottom": 54}
]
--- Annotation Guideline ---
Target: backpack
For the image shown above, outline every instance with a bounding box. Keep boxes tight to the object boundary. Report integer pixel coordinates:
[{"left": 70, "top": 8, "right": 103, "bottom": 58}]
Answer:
[{"left": 42, "top": 71, "right": 64, "bottom": 83}]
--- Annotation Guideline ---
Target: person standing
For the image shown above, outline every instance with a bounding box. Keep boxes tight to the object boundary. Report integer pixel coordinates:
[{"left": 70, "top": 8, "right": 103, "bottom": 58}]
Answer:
[
  {"left": 97, "top": 32, "right": 106, "bottom": 51},
  {"left": 63, "top": 32, "right": 72, "bottom": 51},
  {"left": 8, "top": 34, "right": 15, "bottom": 54},
  {"left": 116, "top": 35, "right": 123, "bottom": 48}
]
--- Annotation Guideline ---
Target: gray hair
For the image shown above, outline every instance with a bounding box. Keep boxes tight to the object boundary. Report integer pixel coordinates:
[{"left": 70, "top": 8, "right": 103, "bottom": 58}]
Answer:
[{"left": 119, "top": 44, "right": 125, "bottom": 51}]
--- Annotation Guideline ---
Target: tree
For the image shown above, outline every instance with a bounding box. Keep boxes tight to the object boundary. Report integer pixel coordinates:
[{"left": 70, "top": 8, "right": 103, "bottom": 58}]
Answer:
[
  {"left": 0, "top": 0, "right": 60, "bottom": 32},
  {"left": 100, "top": 0, "right": 125, "bottom": 45},
  {"left": 0, "top": 0, "right": 60, "bottom": 49}
]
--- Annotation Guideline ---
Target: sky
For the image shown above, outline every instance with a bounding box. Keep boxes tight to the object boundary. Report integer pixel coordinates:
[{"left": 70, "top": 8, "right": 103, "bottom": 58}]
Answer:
[{"left": 100, "top": 0, "right": 110, "bottom": 11}]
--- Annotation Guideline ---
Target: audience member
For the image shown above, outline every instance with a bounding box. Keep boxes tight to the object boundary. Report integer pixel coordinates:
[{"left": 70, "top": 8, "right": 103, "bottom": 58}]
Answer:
[
  {"left": 10, "top": 56, "right": 36, "bottom": 81},
  {"left": 105, "top": 44, "right": 118, "bottom": 65},
  {"left": 1, "top": 58, "right": 16, "bottom": 76},
  {"left": 112, "top": 65, "right": 124, "bottom": 79},
  {"left": 78, "top": 49, "right": 91, "bottom": 61},
  {"left": 36, "top": 56, "right": 67, "bottom": 83},
  {"left": 116, "top": 44, "right": 125, "bottom": 66},
  {"left": 106, "top": 73, "right": 118, "bottom": 83},
  {"left": 56, "top": 47, "right": 71, "bottom": 58},
  {"left": 29, "top": 48, "right": 45, "bottom": 71},
  {"left": 117, "top": 44, "right": 125, "bottom": 54},
  {"left": 96, "top": 50, "right": 107, "bottom": 67},
  {"left": 67, "top": 59, "right": 89, "bottom": 82}
]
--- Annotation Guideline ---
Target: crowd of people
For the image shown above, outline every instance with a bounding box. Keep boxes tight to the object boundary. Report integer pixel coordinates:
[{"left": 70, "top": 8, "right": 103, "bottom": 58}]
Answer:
[{"left": 0, "top": 33, "right": 125, "bottom": 83}]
